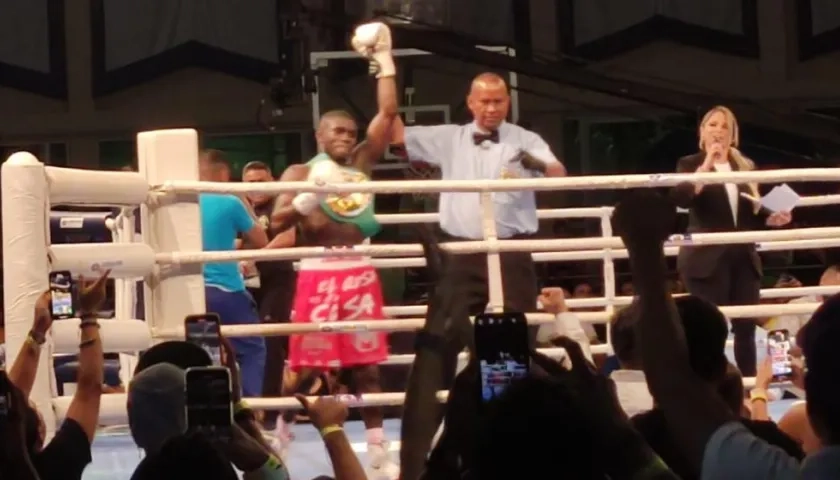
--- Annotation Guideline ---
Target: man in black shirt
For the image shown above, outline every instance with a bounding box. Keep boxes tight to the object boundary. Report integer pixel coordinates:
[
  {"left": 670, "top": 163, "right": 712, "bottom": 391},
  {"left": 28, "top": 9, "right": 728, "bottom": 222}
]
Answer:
[{"left": 242, "top": 161, "right": 297, "bottom": 426}]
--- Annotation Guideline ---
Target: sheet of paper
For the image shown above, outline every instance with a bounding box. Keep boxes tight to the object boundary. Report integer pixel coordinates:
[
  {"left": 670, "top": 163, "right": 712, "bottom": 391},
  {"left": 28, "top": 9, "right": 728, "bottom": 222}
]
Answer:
[{"left": 760, "top": 183, "right": 800, "bottom": 213}]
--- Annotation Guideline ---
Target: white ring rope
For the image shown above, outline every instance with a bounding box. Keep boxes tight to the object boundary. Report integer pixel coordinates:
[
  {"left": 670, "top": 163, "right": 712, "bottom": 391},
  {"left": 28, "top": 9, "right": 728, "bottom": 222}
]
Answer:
[
  {"left": 156, "top": 227, "right": 840, "bottom": 265},
  {"left": 158, "top": 168, "right": 840, "bottom": 195},
  {"left": 375, "top": 194, "right": 840, "bottom": 224},
  {"left": 152, "top": 301, "right": 822, "bottom": 339},
  {"left": 353, "top": 238, "right": 840, "bottom": 269}
]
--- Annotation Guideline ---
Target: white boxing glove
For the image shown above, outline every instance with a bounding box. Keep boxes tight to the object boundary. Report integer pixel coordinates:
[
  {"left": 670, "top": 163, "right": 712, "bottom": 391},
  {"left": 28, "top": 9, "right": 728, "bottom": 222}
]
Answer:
[
  {"left": 292, "top": 161, "right": 344, "bottom": 216},
  {"left": 351, "top": 22, "right": 395, "bottom": 78}
]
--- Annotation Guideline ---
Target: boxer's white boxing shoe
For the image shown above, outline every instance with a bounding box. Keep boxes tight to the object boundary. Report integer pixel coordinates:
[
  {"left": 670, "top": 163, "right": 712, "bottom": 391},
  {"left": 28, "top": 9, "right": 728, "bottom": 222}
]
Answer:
[
  {"left": 367, "top": 441, "right": 400, "bottom": 480},
  {"left": 351, "top": 22, "right": 395, "bottom": 78},
  {"left": 269, "top": 417, "right": 295, "bottom": 461}
]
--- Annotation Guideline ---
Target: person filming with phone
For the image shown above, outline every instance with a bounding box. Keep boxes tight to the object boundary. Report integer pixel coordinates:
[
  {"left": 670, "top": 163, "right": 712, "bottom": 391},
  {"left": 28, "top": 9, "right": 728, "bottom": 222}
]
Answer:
[
  {"left": 4, "top": 269, "right": 110, "bottom": 480},
  {"left": 671, "top": 105, "right": 791, "bottom": 376}
]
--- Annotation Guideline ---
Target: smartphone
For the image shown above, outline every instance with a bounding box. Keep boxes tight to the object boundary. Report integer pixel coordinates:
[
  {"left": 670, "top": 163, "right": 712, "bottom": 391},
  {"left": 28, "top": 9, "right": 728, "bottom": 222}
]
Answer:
[
  {"left": 49, "top": 271, "right": 75, "bottom": 319},
  {"left": 184, "top": 366, "right": 234, "bottom": 439},
  {"left": 767, "top": 329, "right": 793, "bottom": 382},
  {"left": 474, "top": 312, "right": 530, "bottom": 403},
  {"left": 184, "top": 314, "right": 222, "bottom": 365}
]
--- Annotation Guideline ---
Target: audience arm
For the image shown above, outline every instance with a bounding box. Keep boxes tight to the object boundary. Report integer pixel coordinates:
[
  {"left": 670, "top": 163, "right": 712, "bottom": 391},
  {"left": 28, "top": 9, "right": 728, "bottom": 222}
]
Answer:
[
  {"left": 616, "top": 194, "right": 734, "bottom": 472},
  {"left": 66, "top": 314, "right": 104, "bottom": 442},
  {"left": 9, "top": 292, "right": 51, "bottom": 396}
]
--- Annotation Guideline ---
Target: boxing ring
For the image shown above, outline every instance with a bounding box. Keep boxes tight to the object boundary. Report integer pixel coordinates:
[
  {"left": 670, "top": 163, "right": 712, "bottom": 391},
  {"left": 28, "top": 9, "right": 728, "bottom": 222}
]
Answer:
[{"left": 4, "top": 128, "right": 840, "bottom": 434}]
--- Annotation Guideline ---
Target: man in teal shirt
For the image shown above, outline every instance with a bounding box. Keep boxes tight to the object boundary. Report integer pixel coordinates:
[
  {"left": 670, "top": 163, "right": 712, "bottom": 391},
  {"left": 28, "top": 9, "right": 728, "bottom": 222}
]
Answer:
[{"left": 199, "top": 150, "right": 268, "bottom": 396}]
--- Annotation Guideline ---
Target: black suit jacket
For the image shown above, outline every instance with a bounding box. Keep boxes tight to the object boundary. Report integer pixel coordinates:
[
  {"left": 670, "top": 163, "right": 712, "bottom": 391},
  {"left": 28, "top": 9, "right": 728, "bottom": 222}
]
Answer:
[{"left": 671, "top": 152, "right": 768, "bottom": 279}]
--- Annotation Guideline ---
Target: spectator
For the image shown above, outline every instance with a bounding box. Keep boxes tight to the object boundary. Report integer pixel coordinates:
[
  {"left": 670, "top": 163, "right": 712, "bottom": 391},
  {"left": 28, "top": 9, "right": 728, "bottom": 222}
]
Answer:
[
  {"left": 608, "top": 303, "right": 654, "bottom": 417},
  {"left": 128, "top": 338, "right": 292, "bottom": 479},
  {"left": 0, "top": 370, "right": 39, "bottom": 480},
  {"left": 6, "top": 270, "right": 110, "bottom": 480},
  {"left": 764, "top": 266, "right": 840, "bottom": 336},
  {"left": 535, "top": 286, "right": 595, "bottom": 358},
  {"left": 130, "top": 435, "right": 238, "bottom": 480},
  {"left": 404, "top": 227, "right": 680, "bottom": 480},
  {"left": 612, "top": 191, "right": 840, "bottom": 478}
]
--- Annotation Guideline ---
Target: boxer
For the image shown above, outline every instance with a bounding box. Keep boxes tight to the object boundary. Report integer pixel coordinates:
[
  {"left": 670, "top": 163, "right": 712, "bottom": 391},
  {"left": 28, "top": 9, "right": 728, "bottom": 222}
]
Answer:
[{"left": 269, "top": 22, "right": 400, "bottom": 478}]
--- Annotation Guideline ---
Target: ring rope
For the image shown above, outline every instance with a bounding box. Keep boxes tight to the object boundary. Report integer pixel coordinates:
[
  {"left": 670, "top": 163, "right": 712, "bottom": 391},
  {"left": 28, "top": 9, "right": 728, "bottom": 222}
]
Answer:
[
  {"left": 155, "top": 227, "right": 840, "bottom": 265},
  {"left": 158, "top": 168, "right": 840, "bottom": 195},
  {"left": 374, "top": 194, "right": 840, "bottom": 224},
  {"left": 152, "top": 301, "right": 822, "bottom": 340}
]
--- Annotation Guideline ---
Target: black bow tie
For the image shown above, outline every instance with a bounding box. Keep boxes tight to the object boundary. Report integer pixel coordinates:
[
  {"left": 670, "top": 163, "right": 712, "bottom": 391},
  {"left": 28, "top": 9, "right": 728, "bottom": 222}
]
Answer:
[{"left": 473, "top": 130, "right": 499, "bottom": 145}]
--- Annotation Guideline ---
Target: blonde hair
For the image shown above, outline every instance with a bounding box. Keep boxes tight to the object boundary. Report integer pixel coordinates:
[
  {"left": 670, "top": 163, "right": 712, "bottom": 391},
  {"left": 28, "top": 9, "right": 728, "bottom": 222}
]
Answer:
[{"left": 699, "top": 105, "right": 760, "bottom": 211}]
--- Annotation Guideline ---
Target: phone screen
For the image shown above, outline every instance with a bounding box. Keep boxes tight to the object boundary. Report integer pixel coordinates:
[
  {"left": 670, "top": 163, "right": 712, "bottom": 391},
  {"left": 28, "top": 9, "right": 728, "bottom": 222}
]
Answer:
[
  {"left": 185, "top": 367, "right": 233, "bottom": 439},
  {"left": 184, "top": 314, "right": 222, "bottom": 365},
  {"left": 49, "top": 271, "right": 75, "bottom": 319},
  {"left": 474, "top": 312, "right": 530, "bottom": 403},
  {"left": 768, "top": 329, "right": 792, "bottom": 381}
]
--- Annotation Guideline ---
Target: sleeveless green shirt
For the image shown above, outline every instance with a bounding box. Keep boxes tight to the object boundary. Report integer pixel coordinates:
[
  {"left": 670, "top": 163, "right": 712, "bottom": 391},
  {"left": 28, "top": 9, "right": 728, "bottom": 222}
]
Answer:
[{"left": 306, "top": 153, "right": 381, "bottom": 238}]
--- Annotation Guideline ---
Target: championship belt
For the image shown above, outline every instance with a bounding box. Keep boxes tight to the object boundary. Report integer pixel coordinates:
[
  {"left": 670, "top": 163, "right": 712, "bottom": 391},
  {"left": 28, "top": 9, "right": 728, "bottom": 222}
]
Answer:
[{"left": 306, "top": 156, "right": 381, "bottom": 238}]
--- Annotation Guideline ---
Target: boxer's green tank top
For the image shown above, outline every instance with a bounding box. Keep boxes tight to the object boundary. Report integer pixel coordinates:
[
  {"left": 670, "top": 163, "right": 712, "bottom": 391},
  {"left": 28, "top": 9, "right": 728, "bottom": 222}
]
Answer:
[{"left": 306, "top": 153, "right": 381, "bottom": 238}]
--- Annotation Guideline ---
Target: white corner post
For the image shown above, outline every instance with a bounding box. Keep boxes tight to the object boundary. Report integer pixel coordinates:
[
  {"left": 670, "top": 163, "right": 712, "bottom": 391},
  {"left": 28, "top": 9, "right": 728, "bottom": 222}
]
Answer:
[
  {"left": 138, "top": 129, "right": 206, "bottom": 342},
  {"left": 2, "top": 152, "right": 57, "bottom": 433}
]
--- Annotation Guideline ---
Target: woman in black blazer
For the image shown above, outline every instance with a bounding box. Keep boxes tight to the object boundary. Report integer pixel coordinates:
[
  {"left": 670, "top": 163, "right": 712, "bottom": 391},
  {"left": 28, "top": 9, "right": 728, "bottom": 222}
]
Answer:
[{"left": 671, "top": 106, "right": 791, "bottom": 376}]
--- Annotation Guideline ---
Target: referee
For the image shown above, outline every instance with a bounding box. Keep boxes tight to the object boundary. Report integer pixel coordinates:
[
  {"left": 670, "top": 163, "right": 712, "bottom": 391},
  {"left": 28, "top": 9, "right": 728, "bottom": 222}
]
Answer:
[{"left": 392, "top": 72, "right": 566, "bottom": 317}]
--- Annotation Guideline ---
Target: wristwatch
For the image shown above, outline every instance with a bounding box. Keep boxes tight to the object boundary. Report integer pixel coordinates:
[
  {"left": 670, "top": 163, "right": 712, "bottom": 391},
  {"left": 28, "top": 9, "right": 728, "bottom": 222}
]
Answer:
[{"left": 28, "top": 329, "right": 46, "bottom": 345}]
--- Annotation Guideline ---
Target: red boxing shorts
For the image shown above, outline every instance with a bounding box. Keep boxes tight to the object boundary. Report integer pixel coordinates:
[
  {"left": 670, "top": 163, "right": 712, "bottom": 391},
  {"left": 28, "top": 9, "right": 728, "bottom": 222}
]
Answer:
[{"left": 288, "top": 256, "right": 388, "bottom": 369}]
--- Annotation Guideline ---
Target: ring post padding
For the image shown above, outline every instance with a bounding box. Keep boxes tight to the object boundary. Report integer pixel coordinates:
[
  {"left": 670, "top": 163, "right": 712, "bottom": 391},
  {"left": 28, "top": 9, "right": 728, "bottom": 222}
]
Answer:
[
  {"left": 138, "top": 129, "right": 206, "bottom": 341},
  {"left": 2, "top": 152, "right": 57, "bottom": 434}
]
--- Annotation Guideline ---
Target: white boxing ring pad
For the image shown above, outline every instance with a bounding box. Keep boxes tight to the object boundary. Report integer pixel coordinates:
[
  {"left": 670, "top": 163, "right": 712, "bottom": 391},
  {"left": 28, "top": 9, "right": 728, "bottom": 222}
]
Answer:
[{"left": 3, "top": 130, "right": 840, "bottom": 432}]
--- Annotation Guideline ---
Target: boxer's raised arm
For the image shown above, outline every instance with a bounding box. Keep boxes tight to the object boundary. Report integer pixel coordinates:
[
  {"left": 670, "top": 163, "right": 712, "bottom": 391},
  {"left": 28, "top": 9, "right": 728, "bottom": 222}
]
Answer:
[
  {"left": 270, "top": 164, "right": 310, "bottom": 233},
  {"left": 352, "top": 25, "right": 399, "bottom": 172}
]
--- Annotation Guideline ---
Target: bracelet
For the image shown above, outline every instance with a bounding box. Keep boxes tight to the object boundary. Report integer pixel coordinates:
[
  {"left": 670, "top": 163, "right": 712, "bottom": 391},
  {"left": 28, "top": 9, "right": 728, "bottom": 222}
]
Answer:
[
  {"left": 79, "top": 320, "right": 100, "bottom": 329},
  {"left": 319, "top": 425, "right": 343, "bottom": 438},
  {"left": 749, "top": 389, "right": 769, "bottom": 403},
  {"left": 257, "top": 455, "right": 290, "bottom": 480},
  {"left": 234, "top": 400, "right": 250, "bottom": 415},
  {"left": 27, "top": 330, "right": 45, "bottom": 346},
  {"left": 79, "top": 338, "right": 97, "bottom": 349}
]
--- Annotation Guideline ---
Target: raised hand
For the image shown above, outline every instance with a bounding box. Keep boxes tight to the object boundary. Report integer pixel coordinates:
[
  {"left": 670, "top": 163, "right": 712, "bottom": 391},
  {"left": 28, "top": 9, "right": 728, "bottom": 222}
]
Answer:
[
  {"left": 31, "top": 290, "right": 53, "bottom": 340},
  {"left": 77, "top": 269, "right": 111, "bottom": 316},
  {"left": 401, "top": 227, "right": 470, "bottom": 480},
  {"left": 351, "top": 22, "right": 395, "bottom": 78},
  {"left": 295, "top": 394, "right": 348, "bottom": 431},
  {"left": 416, "top": 226, "right": 471, "bottom": 348},
  {"left": 612, "top": 191, "right": 676, "bottom": 252}
]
